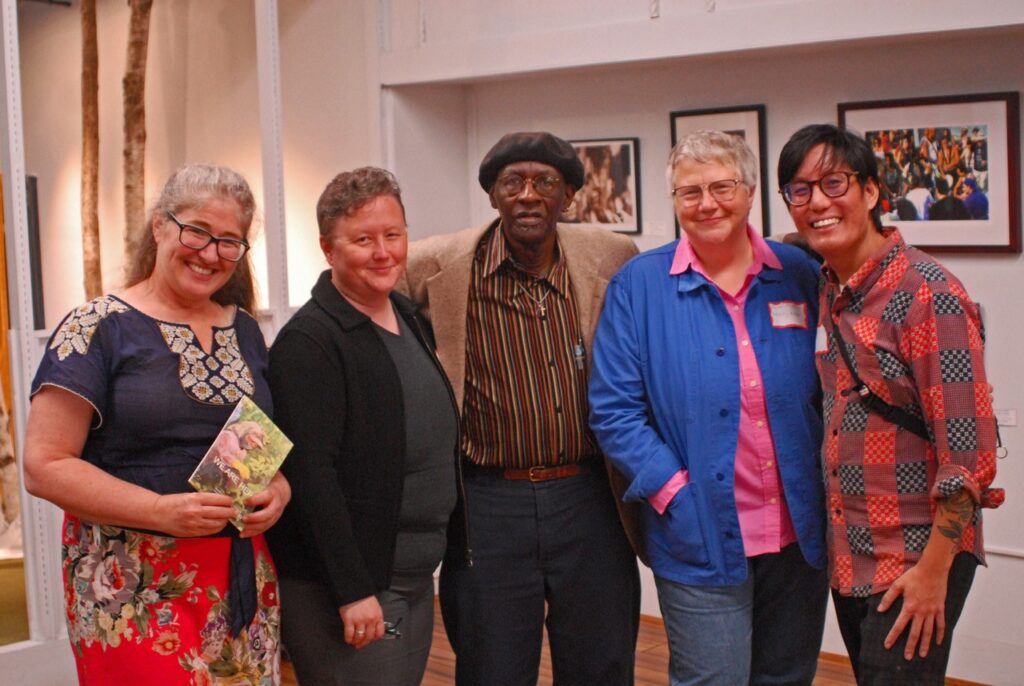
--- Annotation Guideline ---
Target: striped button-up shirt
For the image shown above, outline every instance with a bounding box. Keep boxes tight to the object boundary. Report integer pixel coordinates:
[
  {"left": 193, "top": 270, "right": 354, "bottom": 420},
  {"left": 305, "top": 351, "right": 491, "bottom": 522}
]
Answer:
[
  {"left": 818, "top": 229, "right": 1003, "bottom": 597},
  {"left": 461, "top": 225, "right": 597, "bottom": 468}
]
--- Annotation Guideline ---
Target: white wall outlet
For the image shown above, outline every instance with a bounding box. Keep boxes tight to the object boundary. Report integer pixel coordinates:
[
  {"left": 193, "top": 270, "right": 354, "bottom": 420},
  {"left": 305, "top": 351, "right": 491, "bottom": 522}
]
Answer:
[{"left": 995, "top": 409, "right": 1017, "bottom": 427}]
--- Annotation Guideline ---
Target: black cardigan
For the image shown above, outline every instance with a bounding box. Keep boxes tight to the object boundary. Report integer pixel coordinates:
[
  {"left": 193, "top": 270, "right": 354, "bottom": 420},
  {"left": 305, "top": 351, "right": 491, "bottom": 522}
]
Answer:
[{"left": 265, "top": 270, "right": 458, "bottom": 607}]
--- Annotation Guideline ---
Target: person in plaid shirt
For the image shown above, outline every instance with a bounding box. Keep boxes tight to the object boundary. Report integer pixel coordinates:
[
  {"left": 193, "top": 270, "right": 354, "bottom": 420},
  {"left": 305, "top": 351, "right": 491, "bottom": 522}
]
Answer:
[{"left": 777, "top": 124, "right": 1004, "bottom": 685}]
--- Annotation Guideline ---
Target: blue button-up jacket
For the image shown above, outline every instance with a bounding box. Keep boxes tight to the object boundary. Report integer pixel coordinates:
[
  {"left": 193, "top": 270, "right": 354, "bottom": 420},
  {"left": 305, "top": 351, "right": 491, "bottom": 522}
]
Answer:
[{"left": 589, "top": 240, "right": 826, "bottom": 585}]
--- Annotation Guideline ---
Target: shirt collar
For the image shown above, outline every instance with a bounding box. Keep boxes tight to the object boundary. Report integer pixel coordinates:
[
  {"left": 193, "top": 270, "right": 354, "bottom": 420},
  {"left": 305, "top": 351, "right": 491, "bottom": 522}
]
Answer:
[
  {"left": 479, "top": 221, "right": 570, "bottom": 297},
  {"left": 822, "top": 227, "right": 904, "bottom": 294},
  {"left": 669, "top": 224, "right": 782, "bottom": 277}
]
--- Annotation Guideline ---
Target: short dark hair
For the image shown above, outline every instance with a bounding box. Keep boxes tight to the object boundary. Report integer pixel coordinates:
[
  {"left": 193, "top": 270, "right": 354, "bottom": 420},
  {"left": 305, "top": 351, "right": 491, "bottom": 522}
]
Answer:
[
  {"left": 777, "top": 124, "right": 883, "bottom": 231},
  {"left": 316, "top": 167, "right": 405, "bottom": 236}
]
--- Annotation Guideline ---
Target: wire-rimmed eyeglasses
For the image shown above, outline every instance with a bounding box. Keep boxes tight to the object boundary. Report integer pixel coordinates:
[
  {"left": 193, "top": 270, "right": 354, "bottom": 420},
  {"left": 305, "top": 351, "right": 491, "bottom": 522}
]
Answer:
[
  {"left": 494, "top": 174, "right": 564, "bottom": 198},
  {"left": 671, "top": 179, "right": 744, "bottom": 208},
  {"left": 167, "top": 212, "right": 250, "bottom": 262}
]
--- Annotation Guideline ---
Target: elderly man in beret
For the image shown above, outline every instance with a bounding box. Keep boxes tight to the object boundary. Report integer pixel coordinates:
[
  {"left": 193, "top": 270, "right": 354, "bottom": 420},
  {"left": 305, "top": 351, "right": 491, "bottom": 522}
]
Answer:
[{"left": 402, "top": 131, "right": 642, "bottom": 685}]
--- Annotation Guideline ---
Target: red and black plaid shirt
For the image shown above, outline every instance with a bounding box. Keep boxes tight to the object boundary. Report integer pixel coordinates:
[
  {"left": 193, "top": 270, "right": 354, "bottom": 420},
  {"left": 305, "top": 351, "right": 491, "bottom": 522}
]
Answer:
[{"left": 817, "top": 229, "right": 1004, "bottom": 597}]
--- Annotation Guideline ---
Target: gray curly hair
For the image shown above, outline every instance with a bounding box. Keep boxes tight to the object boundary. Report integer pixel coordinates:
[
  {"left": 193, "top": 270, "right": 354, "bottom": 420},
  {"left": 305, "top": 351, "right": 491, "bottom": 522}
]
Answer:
[{"left": 124, "top": 164, "right": 258, "bottom": 312}]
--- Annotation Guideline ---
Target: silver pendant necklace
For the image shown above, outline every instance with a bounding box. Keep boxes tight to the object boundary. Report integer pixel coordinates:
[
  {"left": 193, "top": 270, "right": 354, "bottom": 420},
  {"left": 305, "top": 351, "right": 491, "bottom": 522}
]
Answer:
[{"left": 514, "top": 277, "right": 552, "bottom": 319}]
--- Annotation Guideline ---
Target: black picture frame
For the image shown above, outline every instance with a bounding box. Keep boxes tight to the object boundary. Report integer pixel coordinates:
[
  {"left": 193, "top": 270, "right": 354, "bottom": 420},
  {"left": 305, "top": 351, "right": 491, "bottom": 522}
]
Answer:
[
  {"left": 838, "top": 91, "right": 1021, "bottom": 253},
  {"left": 564, "top": 138, "right": 642, "bottom": 234},
  {"left": 669, "top": 104, "right": 769, "bottom": 237},
  {"left": 26, "top": 176, "right": 45, "bottom": 329}
]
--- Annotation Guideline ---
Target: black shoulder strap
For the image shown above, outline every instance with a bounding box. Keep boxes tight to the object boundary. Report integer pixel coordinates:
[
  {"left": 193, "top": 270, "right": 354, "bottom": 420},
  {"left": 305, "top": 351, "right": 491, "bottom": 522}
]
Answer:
[{"left": 828, "top": 314, "right": 931, "bottom": 441}]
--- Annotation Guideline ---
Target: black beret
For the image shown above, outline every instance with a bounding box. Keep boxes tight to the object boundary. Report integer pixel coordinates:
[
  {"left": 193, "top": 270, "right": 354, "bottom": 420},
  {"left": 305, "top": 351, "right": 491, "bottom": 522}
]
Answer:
[{"left": 478, "top": 131, "right": 584, "bottom": 191}]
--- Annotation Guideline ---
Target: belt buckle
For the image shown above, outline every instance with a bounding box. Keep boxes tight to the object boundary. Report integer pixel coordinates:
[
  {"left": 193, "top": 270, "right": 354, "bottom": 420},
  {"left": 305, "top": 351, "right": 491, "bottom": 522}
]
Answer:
[{"left": 528, "top": 466, "right": 547, "bottom": 482}]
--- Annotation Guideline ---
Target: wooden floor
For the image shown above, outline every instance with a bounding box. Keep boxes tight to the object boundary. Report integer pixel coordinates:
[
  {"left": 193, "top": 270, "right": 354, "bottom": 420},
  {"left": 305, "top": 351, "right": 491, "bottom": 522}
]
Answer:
[{"left": 281, "top": 602, "right": 862, "bottom": 685}]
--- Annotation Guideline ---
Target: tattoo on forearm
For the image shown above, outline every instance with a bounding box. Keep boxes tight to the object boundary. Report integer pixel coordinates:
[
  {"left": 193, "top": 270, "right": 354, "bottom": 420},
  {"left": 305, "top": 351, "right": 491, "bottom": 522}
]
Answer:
[{"left": 937, "top": 489, "right": 975, "bottom": 545}]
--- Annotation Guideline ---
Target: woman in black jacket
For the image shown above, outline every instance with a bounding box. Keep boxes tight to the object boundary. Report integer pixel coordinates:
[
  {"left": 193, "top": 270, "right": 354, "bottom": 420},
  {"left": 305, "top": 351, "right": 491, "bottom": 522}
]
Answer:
[{"left": 267, "top": 167, "right": 460, "bottom": 686}]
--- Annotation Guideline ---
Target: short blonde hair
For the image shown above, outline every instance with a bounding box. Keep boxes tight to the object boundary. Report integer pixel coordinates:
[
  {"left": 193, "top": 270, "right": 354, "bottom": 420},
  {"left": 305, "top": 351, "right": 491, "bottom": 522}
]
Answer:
[{"left": 665, "top": 130, "right": 758, "bottom": 193}]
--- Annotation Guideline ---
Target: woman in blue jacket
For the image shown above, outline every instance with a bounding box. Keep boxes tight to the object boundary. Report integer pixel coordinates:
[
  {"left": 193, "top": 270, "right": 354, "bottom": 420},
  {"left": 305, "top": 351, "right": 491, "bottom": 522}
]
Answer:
[{"left": 590, "top": 131, "right": 827, "bottom": 686}]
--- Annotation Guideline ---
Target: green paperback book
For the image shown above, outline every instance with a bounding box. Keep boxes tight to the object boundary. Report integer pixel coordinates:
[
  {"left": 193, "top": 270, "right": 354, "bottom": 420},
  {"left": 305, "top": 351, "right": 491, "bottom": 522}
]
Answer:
[{"left": 188, "top": 396, "right": 293, "bottom": 531}]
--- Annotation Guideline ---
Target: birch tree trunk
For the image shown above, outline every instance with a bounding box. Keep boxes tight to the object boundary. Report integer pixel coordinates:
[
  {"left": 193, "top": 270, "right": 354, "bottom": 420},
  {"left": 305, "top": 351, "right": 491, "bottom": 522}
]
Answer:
[
  {"left": 123, "top": 0, "right": 153, "bottom": 257},
  {"left": 81, "top": 0, "right": 101, "bottom": 299}
]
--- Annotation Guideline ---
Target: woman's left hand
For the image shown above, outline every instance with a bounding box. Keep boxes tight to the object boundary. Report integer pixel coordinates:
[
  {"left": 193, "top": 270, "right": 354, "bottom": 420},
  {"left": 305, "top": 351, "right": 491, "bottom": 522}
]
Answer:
[{"left": 240, "top": 472, "right": 291, "bottom": 538}]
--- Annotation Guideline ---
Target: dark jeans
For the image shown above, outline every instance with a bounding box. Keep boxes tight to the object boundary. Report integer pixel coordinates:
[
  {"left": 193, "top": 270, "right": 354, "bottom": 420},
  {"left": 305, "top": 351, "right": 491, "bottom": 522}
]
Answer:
[
  {"left": 655, "top": 543, "right": 828, "bottom": 686},
  {"left": 440, "top": 462, "right": 640, "bottom": 686},
  {"left": 832, "top": 552, "right": 978, "bottom": 686}
]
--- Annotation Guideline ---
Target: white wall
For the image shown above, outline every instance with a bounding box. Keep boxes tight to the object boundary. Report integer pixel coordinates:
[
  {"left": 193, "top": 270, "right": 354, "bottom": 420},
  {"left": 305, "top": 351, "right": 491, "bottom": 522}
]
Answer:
[
  {"left": 385, "top": 23, "right": 1024, "bottom": 686},
  {"left": 377, "top": 0, "right": 1024, "bottom": 86},
  {"left": 278, "top": 0, "right": 372, "bottom": 306}
]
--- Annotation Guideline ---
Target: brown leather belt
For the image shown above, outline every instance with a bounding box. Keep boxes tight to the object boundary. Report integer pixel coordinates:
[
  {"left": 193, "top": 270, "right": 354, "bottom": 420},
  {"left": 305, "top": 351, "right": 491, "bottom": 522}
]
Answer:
[{"left": 502, "top": 464, "right": 581, "bottom": 482}]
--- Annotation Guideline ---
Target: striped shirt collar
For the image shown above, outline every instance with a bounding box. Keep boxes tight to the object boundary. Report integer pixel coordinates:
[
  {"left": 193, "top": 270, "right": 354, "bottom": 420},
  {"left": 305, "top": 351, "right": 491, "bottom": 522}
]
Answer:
[{"left": 479, "top": 222, "right": 571, "bottom": 298}]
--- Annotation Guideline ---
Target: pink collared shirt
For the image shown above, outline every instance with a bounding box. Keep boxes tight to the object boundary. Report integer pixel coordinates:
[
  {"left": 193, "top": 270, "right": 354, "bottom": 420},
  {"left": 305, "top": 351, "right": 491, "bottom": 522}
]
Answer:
[{"left": 649, "top": 226, "right": 797, "bottom": 558}]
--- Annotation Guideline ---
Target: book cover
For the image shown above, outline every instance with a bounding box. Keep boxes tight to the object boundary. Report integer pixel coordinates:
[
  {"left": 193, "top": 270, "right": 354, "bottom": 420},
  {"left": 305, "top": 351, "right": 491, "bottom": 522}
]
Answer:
[{"left": 188, "top": 396, "right": 293, "bottom": 531}]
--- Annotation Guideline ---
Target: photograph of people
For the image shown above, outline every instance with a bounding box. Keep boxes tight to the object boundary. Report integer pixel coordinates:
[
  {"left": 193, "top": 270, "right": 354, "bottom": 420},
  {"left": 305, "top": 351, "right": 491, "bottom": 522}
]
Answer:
[
  {"left": 23, "top": 164, "right": 289, "bottom": 685},
  {"left": 589, "top": 130, "right": 828, "bottom": 686},
  {"left": 266, "top": 167, "right": 459, "bottom": 686},
  {"left": 864, "top": 126, "right": 990, "bottom": 223},
  {"left": 777, "top": 123, "right": 1004, "bottom": 684}
]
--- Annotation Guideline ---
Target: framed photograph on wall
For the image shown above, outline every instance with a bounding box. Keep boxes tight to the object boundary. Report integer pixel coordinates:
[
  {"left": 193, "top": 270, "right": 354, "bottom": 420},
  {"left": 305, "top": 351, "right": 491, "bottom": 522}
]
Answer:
[
  {"left": 669, "top": 104, "right": 768, "bottom": 237},
  {"left": 564, "top": 138, "right": 641, "bottom": 234},
  {"left": 839, "top": 91, "right": 1020, "bottom": 253}
]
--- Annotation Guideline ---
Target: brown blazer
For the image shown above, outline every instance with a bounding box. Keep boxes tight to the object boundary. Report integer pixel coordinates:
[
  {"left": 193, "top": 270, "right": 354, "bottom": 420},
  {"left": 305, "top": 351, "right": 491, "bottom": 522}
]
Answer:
[{"left": 401, "top": 219, "right": 648, "bottom": 564}]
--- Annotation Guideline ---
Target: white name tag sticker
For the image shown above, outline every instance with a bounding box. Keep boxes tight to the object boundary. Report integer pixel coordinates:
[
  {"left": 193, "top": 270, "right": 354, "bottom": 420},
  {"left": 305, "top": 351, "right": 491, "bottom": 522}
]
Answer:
[
  {"left": 768, "top": 301, "right": 808, "bottom": 329},
  {"left": 815, "top": 325, "right": 828, "bottom": 352}
]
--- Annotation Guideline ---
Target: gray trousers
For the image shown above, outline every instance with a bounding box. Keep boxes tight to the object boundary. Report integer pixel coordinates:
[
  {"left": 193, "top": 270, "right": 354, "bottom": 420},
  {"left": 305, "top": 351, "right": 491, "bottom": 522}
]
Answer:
[{"left": 280, "top": 572, "right": 435, "bottom": 686}]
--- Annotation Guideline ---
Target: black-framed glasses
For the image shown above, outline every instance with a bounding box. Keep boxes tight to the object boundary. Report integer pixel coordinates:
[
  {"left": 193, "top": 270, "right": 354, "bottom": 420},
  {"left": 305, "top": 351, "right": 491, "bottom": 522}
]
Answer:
[
  {"left": 494, "top": 174, "right": 564, "bottom": 198},
  {"left": 671, "top": 179, "right": 743, "bottom": 208},
  {"left": 167, "top": 212, "right": 250, "bottom": 262},
  {"left": 779, "top": 171, "right": 860, "bottom": 207}
]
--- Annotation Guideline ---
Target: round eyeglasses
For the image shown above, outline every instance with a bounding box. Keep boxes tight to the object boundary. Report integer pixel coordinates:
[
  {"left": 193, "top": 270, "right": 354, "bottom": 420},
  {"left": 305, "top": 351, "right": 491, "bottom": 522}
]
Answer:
[
  {"left": 167, "top": 212, "right": 250, "bottom": 262},
  {"left": 671, "top": 179, "right": 744, "bottom": 208},
  {"left": 494, "top": 174, "right": 564, "bottom": 198},
  {"left": 779, "top": 171, "right": 860, "bottom": 206}
]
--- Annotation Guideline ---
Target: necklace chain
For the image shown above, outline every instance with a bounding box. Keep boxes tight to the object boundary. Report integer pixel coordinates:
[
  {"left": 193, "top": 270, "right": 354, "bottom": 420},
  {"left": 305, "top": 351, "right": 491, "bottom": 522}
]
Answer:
[{"left": 514, "top": 275, "right": 552, "bottom": 318}]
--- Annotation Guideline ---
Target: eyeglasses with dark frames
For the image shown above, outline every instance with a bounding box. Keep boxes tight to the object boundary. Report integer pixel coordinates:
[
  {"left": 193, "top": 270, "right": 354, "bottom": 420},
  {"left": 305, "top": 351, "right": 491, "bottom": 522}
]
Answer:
[
  {"left": 167, "top": 212, "right": 250, "bottom": 262},
  {"left": 779, "top": 171, "right": 860, "bottom": 207},
  {"left": 671, "top": 179, "right": 744, "bottom": 208},
  {"left": 494, "top": 174, "right": 564, "bottom": 198}
]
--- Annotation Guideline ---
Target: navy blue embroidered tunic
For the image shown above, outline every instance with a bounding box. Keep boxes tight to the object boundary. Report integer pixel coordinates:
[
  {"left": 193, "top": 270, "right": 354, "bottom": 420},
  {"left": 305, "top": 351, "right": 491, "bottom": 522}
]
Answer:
[
  {"left": 31, "top": 294, "right": 274, "bottom": 639},
  {"left": 31, "top": 294, "right": 272, "bottom": 499},
  {"left": 30, "top": 295, "right": 281, "bottom": 681}
]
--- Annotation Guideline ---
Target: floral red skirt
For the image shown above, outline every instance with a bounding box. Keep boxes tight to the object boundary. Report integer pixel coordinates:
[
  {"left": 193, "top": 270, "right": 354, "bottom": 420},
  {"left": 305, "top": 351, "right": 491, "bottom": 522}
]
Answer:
[{"left": 61, "top": 514, "right": 281, "bottom": 685}]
